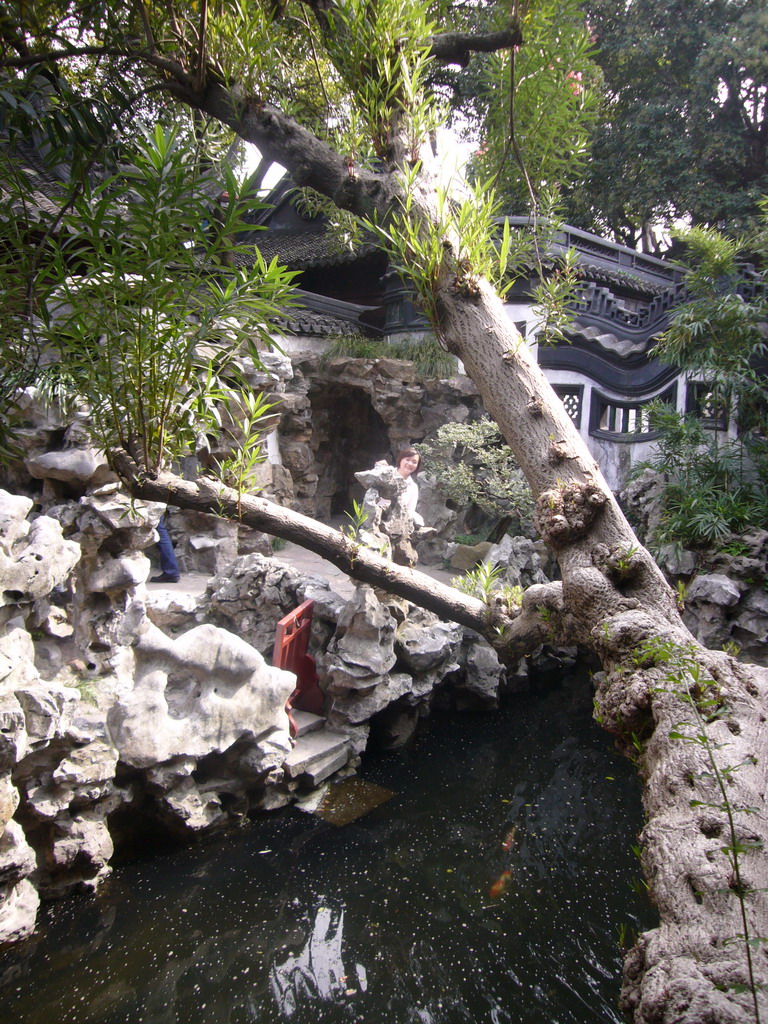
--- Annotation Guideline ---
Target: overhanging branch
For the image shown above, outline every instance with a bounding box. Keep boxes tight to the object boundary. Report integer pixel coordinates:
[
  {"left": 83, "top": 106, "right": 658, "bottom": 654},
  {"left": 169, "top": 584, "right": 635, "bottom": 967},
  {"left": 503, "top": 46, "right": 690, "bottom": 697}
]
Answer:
[
  {"left": 430, "top": 26, "right": 523, "bottom": 66},
  {"left": 112, "top": 454, "right": 502, "bottom": 635}
]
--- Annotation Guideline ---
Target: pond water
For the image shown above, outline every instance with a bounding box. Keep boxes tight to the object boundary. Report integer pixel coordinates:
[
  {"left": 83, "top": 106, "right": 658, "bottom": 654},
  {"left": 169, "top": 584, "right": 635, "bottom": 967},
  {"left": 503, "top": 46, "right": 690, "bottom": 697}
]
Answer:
[{"left": 0, "top": 672, "right": 655, "bottom": 1024}]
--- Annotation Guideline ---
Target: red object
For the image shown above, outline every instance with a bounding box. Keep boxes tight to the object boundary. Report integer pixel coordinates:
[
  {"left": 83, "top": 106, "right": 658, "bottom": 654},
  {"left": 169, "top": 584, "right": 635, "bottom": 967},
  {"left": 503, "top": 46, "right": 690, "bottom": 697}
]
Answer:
[{"left": 274, "top": 600, "right": 324, "bottom": 738}]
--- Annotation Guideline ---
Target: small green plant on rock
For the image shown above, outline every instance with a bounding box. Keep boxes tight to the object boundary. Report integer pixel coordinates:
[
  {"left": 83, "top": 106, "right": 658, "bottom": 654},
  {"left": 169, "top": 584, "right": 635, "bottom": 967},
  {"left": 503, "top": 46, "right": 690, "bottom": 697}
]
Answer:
[
  {"left": 213, "top": 391, "right": 278, "bottom": 512},
  {"left": 451, "top": 561, "right": 504, "bottom": 602},
  {"left": 341, "top": 500, "right": 369, "bottom": 543}
]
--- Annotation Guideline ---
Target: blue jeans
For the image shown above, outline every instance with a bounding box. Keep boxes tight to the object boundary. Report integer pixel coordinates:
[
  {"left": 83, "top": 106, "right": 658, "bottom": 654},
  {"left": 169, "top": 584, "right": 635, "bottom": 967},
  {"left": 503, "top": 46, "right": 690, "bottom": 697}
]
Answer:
[{"left": 157, "top": 514, "right": 180, "bottom": 578}]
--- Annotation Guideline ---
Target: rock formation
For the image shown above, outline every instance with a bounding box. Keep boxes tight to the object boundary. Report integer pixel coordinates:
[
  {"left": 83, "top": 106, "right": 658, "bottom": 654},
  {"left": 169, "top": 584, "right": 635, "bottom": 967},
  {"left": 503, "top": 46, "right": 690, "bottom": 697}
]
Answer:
[
  {"left": 622, "top": 471, "right": 768, "bottom": 664},
  {"left": 0, "top": 474, "right": 511, "bottom": 945}
]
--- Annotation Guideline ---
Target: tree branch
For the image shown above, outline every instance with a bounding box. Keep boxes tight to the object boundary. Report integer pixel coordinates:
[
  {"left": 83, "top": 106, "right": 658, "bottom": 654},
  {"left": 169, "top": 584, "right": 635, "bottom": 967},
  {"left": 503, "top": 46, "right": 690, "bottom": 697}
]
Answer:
[
  {"left": 0, "top": 45, "right": 135, "bottom": 69},
  {"left": 111, "top": 454, "right": 526, "bottom": 641},
  {"left": 159, "top": 74, "right": 399, "bottom": 218},
  {"left": 429, "top": 26, "right": 523, "bottom": 67},
  {"left": 295, "top": 1, "right": 522, "bottom": 65}
]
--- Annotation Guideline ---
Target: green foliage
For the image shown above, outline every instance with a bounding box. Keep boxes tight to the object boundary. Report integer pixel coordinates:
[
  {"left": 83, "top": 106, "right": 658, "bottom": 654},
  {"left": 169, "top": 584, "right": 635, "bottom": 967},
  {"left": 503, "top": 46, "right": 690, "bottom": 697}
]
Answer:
[
  {"left": 320, "top": 333, "right": 456, "bottom": 379},
  {"left": 530, "top": 245, "right": 581, "bottom": 346},
  {"left": 655, "top": 227, "right": 767, "bottom": 434},
  {"left": 419, "top": 419, "right": 534, "bottom": 531},
  {"left": 324, "top": 0, "right": 444, "bottom": 164},
  {"left": 570, "top": 0, "right": 768, "bottom": 244},
  {"left": 638, "top": 225, "right": 768, "bottom": 549},
  {"left": 640, "top": 406, "right": 768, "bottom": 547},
  {"left": 453, "top": 532, "right": 487, "bottom": 547},
  {"left": 365, "top": 161, "right": 540, "bottom": 339},
  {"left": 365, "top": 166, "right": 518, "bottom": 334},
  {"left": 342, "top": 499, "right": 369, "bottom": 541},
  {"left": 466, "top": 0, "right": 602, "bottom": 213},
  {"left": 451, "top": 560, "right": 522, "bottom": 611},
  {"left": 3, "top": 123, "right": 297, "bottom": 474},
  {"left": 211, "top": 391, "right": 278, "bottom": 504},
  {"left": 451, "top": 560, "right": 503, "bottom": 599}
]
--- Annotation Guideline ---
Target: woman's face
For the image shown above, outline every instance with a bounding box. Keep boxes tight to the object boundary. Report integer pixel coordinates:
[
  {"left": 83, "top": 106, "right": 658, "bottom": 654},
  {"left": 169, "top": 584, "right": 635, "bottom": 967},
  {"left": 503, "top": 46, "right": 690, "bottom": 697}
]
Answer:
[{"left": 398, "top": 453, "right": 420, "bottom": 478}]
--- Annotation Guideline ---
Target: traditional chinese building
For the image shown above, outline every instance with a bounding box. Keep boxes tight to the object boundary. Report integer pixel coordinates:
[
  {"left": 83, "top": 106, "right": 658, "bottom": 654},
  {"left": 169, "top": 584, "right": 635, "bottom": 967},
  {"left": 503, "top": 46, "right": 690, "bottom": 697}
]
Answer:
[{"left": 250, "top": 180, "right": 762, "bottom": 494}]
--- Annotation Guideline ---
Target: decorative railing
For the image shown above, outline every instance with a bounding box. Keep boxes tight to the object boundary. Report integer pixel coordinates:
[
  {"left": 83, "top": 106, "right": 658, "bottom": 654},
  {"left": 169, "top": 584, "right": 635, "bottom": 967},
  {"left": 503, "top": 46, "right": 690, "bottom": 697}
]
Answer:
[{"left": 569, "top": 280, "right": 689, "bottom": 335}]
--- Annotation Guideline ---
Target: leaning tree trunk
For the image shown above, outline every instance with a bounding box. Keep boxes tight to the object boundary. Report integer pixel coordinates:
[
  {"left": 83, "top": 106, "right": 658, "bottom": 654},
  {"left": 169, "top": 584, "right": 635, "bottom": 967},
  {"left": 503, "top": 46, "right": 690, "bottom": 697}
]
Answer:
[
  {"left": 142, "top": 60, "right": 768, "bottom": 1024},
  {"left": 434, "top": 273, "right": 768, "bottom": 1023}
]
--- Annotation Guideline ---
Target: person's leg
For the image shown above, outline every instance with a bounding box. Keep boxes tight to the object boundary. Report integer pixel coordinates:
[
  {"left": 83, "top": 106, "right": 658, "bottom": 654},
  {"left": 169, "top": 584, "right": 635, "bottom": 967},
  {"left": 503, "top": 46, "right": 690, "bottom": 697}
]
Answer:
[{"left": 153, "top": 514, "right": 180, "bottom": 581}]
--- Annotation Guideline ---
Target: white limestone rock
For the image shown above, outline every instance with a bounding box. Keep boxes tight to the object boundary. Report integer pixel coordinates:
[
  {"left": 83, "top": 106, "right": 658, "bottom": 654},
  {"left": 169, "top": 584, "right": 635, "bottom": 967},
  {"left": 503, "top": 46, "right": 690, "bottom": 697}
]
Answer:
[
  {"left": 145, "top": 756, "right": 197, "bottom": 791},
  {"left": 0, "top": 507, "right": 80, "bottom": 605},
  {"left": 108, "top": 621, "right": 294, "bottom": 770},
  {"left": 75, "top": 492, "right": 159, "bottom": 549},
  {"left": 0, "top": 491, "right": 33, "bottom": 550},
  {"left": 485, "top": 535, "right": 549, "bottom": 588},
  {"left": 329, "top": 671, "right": 414, "bottom": 725},
  {"left": 0, "top": 821, "right": 36, "bottom": 887},
  {"left": 14, "top": 682, "right": 80, "bottom": 745},
  {"left": 355, "top": 461, "right": 417, "bottom": 564},
  {"left": 0, "top": 624, "right": 37, "bottom": 688},
  {"left": 52, "top": 739, "right": 119, "bottom": 788},
  {"left": 0, "top": 692, "right": 28, "bottom": 772},
  {"left": 44, "top": 814, "right": 114, "bottom": 894},
  {"left": 154, "top": 778, "right": 230, "bottom": 833},
  {"left": 89, "top": 552, "right": 151, "bottom": 593},
  {"left": 0, "top": 878, "right": 39, "bottom": 944},
  {"left": 202, "top": 553, "right": 342, "bottom": 656},
  {"left": 395, "top": 618, "right": 462, "bottom": 674},
  {"left": 145, "top": 590, "right": 200, "bottom": 634},
  {"left": 0, "top": 773, "right": 19, "bottom": 830},
  {"left": 458, "top": 638, "right": 504, "bottom": 707},
  {"left": 322, "top": 586, "right": 397, "bottom": 690},
  {"left": 25, "top": 447, "right": 106, "bottom": 485},
  {"left": 687, "top": 573, "right": 742, "bottom": 607}
]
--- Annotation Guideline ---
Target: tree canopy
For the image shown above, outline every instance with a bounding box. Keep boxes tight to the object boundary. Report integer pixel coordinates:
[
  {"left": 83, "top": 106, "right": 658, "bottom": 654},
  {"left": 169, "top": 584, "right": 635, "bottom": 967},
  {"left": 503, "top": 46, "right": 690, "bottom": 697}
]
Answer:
[{"left": 568, "top": 0, "right": 768, "bottom": 249}]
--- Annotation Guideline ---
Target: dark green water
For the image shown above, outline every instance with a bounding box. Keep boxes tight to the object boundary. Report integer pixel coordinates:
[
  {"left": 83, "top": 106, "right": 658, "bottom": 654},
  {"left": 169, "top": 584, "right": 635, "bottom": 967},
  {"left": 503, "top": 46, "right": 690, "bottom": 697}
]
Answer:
[{"left": 0, "top": 672, "right": 654, "bottom": 1024}]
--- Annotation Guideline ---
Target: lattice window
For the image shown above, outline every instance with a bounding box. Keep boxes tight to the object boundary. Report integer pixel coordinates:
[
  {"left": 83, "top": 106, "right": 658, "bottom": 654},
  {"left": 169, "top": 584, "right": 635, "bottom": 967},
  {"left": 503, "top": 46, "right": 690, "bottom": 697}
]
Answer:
[
  {"left": 686, "top": 382, "right": 728, "bottom": 429},
  {"left": 553, "top": 385, "right": 583, "bottom": 427}
]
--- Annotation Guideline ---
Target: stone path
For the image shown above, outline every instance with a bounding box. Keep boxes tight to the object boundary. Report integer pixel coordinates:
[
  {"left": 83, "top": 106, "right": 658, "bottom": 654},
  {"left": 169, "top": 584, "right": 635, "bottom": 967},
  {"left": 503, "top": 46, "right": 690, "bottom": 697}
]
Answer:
[{"left": 146, "top": 536, "right": 457, "bottom": 601}]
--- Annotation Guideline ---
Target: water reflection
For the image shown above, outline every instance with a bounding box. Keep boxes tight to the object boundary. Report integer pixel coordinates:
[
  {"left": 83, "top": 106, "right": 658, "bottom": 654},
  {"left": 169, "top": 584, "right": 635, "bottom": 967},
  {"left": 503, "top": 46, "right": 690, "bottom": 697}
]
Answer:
[
  {"left": 0, "top": 672, "right": 655, "bottom": 1024},
  {"left": 270, "top": 904, "right": 369, "bottom": 1016}
]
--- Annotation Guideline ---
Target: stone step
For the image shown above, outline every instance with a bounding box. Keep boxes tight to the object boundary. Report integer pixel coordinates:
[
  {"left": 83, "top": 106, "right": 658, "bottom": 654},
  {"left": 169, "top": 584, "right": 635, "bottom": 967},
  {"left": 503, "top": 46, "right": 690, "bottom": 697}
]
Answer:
[
  {"left": 283, "top": 728, "right": 350, "bottom": 784},
  {"left": 303, "top": 747, "right": 351, "bottom": 787},
  {"left": 291, "top": 710, "right": 325, "bottom": 737}
]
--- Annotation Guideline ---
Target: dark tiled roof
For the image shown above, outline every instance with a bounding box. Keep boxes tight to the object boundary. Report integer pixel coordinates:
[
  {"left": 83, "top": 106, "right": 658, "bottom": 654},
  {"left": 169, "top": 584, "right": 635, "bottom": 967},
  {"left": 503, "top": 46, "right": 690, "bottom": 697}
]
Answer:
[
  {"left": 0, "top": 138, "right": 67, "bottom": 220},
  {"left": 276, "top": 289, "right": 381, "bottom": 338},
  {"left": 579, "top": 262, "right": 669, "bottom": 296},
  {"left": 241, "top": 227, "right": 378, "bottom": 269},
  {"left": 280, "top": 308, "right": 363, "bottom": 336}
]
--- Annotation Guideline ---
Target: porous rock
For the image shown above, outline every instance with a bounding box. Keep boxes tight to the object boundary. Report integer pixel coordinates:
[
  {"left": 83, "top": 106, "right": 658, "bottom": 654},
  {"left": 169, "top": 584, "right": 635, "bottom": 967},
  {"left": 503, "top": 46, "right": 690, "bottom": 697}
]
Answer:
[
  {"left": 108, "top": 621, "right": 294, "bottom": 770},
  {"left": 484, "top": 535, "right": 549, "bottom": 588},
  {"left": 25, "top": 447, "right": 106, "bottom": 485},
  {"left": 686, "top": 573, "right": 742, "bottom": 607},
  {"left": 0, "top": 879, "right": 39, "bottom": 945},
  {"left": 199, "top": 553, "right": 344, "bottom": 656},
  {"left": 321, "top": 585, "right": 397, "bottom": 691},
  {"left": 0, "top": 503, "right": 79, "bottom": 607}
]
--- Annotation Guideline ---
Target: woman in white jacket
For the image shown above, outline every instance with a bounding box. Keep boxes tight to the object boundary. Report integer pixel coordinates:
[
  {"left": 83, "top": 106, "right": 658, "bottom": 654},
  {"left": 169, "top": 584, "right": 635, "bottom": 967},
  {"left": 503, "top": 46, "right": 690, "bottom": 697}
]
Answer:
[{"left": 395, "top": 447, "right": 424, "bottom": 527}]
